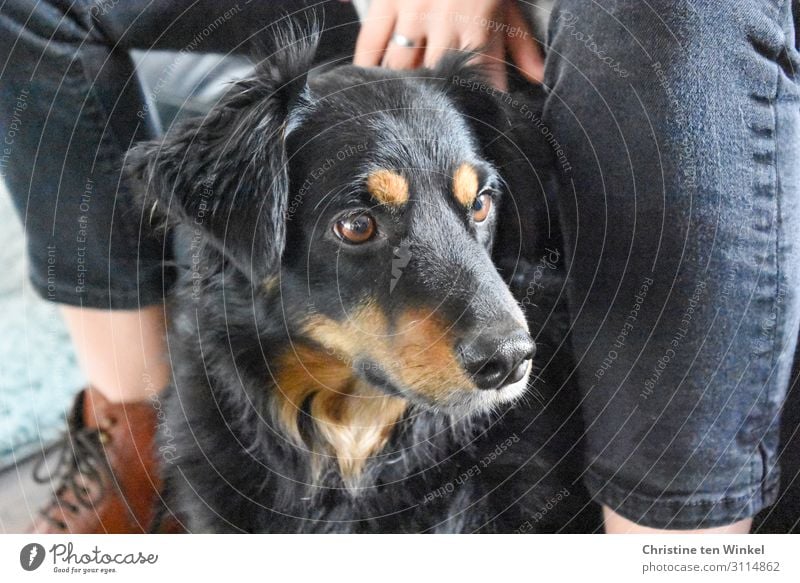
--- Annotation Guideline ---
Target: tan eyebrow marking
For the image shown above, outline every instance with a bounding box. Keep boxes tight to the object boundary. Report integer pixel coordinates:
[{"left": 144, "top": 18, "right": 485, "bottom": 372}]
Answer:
[
  {"left": 453, "top": 163, "right": 479, "bottom": 207},
  {"left": 366, "top": 169, "right": 409, "bottom": 206}
]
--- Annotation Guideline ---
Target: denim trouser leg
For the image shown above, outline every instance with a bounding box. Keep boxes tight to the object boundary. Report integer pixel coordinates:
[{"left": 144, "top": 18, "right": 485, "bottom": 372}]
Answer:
[
  {"left": 0, "top": 0, "right": 359, "bottom": 308},
  {"left": 543, "top": 0, "right": 800, "bottom": 528}
]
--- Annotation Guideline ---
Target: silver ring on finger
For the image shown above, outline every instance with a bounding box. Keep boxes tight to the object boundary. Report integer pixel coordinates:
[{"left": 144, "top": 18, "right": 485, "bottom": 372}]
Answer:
[{"left": 391, "top": 33, "right": 417, "bottom": 49}]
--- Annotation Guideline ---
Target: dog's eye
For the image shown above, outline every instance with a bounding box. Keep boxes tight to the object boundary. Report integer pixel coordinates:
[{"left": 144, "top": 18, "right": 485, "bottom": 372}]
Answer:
[
  {"left": 471, "top": 193, "right": 494, "bottom": 223},
  {"left": 334, "top": 213, "right": 377, "bottom": 244}
]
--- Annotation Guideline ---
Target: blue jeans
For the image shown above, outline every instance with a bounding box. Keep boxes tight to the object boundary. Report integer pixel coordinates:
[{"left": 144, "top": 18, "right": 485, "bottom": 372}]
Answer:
[
  {"left": 0, "top": 0, "right": 798, "bottom": 529},
  {"left": 543, "top": 0, "right": 800, "bottom": 528}
]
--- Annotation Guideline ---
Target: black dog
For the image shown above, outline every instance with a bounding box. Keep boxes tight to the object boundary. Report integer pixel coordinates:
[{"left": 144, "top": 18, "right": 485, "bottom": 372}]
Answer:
[{"left": 128, "top": 26, "right": 597, "bottom": 533}]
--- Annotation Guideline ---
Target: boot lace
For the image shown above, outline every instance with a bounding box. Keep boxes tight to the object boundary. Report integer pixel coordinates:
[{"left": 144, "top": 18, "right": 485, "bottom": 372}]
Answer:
[{"left": 32, "top": 426, "right": 109, "bottom": 530}]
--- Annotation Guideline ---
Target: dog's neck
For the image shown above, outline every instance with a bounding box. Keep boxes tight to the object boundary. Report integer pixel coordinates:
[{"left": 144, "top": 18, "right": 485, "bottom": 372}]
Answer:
[{"left": 272, "top": 343, "right": 408, "bottom": 487}]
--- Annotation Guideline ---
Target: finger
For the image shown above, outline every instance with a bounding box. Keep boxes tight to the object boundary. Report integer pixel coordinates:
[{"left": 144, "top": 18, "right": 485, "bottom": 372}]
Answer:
[
  {"left": 423, "top": 31, "right": 459, "bottom": 69},
  {"left": 466, "top": 35, "right": 507, "bottom": 91},
  {"left": 505, "top": 3, "right": 545, "bottom": 83},
  {"left": 354, "top": 2, "right": 397, "bottom": 67},
  {"left": 508, "top": 35, "right": 545, "bottom": 83},
  {"left": 382, "top": 16, "right": 426, "bottom": 70},
  {"left": 382, "top": 36, "right": 426, "bottom": 70}
]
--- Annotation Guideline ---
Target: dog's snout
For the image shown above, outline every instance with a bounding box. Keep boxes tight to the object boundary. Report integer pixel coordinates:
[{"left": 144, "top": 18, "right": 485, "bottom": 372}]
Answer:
[{"left": 460, "top": 330, "right": 535, "bottom": 391}]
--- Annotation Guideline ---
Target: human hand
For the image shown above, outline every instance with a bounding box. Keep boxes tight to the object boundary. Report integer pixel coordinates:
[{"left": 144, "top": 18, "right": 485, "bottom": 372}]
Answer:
[{"left": 352, "top": 0, "right": 544, "bottom": 90}]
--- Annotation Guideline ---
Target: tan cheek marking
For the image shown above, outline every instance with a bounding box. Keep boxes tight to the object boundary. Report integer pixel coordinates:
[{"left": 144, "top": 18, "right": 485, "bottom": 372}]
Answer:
[
  {"left": 453, "top": 162, "right": 479, "bottom": 207},
  {"left": 367, "top": 169, "right": 409, "bottom": 206},
  {"left": 391, "top": 310, "right": 477, "bottom": 398},
  {"left": 301, "top": 303, "right": 477, "bottom": 406}
]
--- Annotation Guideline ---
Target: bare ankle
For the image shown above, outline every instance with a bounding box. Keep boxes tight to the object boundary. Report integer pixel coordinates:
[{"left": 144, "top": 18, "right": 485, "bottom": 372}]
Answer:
[
  {"left": 60, "top": 305, "right": 170, "bottom": 403},
  {"left": 603, "top": 506, "right": 752, "bottom": 534}
]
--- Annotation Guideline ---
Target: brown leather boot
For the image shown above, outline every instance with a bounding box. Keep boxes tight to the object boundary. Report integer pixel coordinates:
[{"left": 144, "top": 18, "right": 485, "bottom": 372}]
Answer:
[{"left": 29, "top": 387, "right": 174, "bottom": 533}]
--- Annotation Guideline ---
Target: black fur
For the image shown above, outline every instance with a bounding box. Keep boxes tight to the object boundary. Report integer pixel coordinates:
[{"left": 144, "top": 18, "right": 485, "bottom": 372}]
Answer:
[{"left": 127, "top": 25, "right": 598, "bottom": 533}]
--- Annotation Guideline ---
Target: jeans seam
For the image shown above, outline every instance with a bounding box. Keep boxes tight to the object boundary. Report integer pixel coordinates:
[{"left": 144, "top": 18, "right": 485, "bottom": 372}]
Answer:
[
  {"left": 749, "top": 7, "right": 787, "bottom": 488},
  {"left": 73, "top": 52, "right": 132, "bottom": 162},
  {"left": 584, "top": 466, "right": 780, "bottom": 528},
  {"left": 745, "top": 0, "right": 798, "bottom": 505},
  {"left": 764, "top": 27, "right": 785, "bottom": 445},
  {"left": 28, "top": 270, "right": 165, "bottom": 308},
  {"left": 586, "top": 466, "right": 776, "bottom": 501}
]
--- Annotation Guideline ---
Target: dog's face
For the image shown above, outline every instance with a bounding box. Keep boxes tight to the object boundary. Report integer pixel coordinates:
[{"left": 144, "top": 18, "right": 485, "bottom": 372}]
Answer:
[
  {"left": 280, "top": 66, "right": 533, "bottom": 414},
  {"left": 128, "top": 33, "right": 540, "bottom": 425}
]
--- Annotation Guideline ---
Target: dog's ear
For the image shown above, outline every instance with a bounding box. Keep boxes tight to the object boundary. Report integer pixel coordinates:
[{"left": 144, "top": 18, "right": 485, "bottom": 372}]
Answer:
[
  {"left": 126, "top": 24, "right": 319, "bottom": 281},
  {"left": 433, "top": 55, "right": 559, "bottom": 271}
]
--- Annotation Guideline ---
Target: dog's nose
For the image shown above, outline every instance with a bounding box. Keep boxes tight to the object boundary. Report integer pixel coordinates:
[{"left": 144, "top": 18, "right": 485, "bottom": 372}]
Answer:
[{"left": 459, "top": 330, "right": 535, "bottom": 391}]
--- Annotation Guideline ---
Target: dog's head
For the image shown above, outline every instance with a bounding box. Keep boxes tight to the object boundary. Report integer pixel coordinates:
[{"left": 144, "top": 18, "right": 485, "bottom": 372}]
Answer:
[{"left": 128, "top": 28, "right": 552, "bottom": 433}]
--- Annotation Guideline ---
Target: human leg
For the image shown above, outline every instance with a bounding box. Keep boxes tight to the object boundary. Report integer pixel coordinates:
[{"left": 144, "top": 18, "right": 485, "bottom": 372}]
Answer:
[{"left": 542, "top": 0, "right": 800, "bottom": 530}]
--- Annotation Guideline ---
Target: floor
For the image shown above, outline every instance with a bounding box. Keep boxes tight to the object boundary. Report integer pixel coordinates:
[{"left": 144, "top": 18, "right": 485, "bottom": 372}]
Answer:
[{"left": 0, "top": 451, "right": 55, "bottom": 533}]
